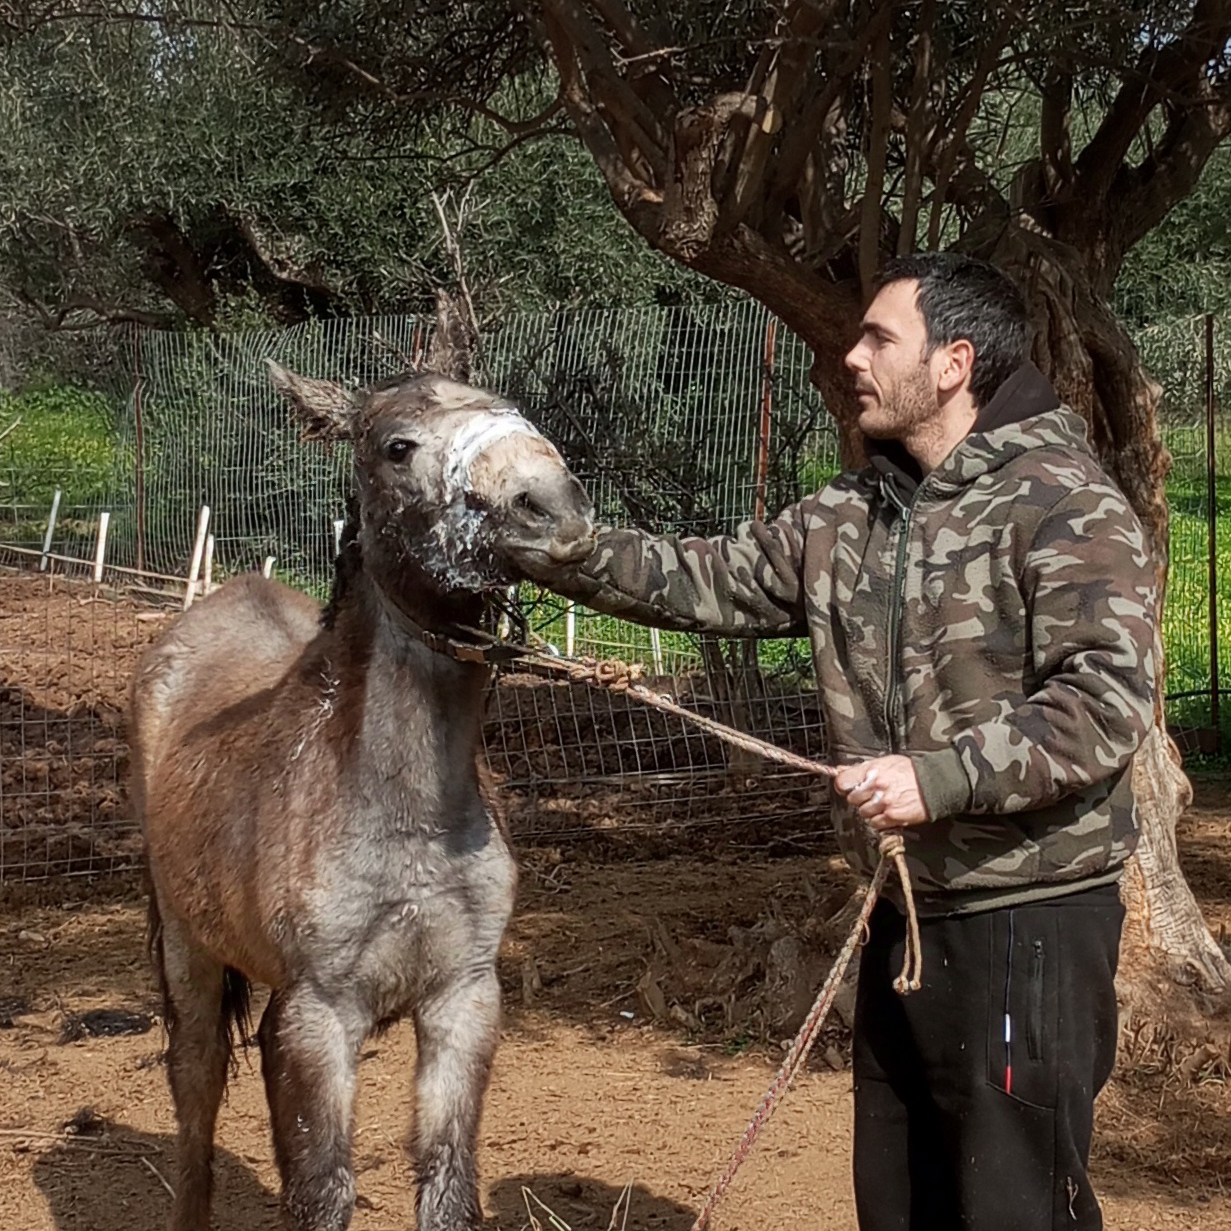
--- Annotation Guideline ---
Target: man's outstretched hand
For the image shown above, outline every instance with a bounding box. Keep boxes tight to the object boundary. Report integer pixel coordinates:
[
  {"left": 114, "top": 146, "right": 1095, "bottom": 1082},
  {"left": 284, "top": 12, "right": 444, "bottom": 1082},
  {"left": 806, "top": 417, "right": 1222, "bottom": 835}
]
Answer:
[{"left": 834, "top": 755, "right": 929, "bottom": 829}]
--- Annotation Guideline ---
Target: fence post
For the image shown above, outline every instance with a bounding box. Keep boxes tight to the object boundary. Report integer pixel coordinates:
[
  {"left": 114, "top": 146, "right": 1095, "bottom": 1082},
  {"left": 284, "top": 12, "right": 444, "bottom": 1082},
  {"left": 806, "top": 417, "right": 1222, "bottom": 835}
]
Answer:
[
  {"left": 133, "top": 326, "right": 147, "bottom": 572},
  {"left": 1206, "top": 313, "right": 1221, "bottom": 749},
  {"left": 92, "top": 512, "right": 111, "bottom": 583},
  {"left": 39, "top": 488, "right": 61, "bottom": 572},
  {"left": 753, "top": 317, "right": 778, "bottom": 523},
  {"left": 183, "top": 505, "right": 211, "bottom": 610},
  {"left": 650, "top": 626, "right": 664, "bottom": 677}
]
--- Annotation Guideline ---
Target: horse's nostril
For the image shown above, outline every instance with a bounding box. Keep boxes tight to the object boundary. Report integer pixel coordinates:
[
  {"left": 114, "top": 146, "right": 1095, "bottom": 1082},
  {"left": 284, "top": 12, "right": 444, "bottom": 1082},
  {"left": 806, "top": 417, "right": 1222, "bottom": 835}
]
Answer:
[{"left": 514, "top": 491, "right": 548, "bottom": 521}]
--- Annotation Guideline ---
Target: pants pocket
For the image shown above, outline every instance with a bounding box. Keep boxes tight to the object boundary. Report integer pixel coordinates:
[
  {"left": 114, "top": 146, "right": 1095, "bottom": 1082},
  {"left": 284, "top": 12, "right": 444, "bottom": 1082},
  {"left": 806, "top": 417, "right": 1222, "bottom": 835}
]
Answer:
[{"left": 986, "top": 909, "right": 1059, "bottom": 1109}]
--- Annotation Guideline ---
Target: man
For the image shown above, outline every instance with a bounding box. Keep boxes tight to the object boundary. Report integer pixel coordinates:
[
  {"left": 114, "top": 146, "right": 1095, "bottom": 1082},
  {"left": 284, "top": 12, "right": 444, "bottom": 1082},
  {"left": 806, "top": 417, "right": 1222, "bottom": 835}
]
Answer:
[{"left": 534, "top": 252, "right": 1155, "bottom": 1229}]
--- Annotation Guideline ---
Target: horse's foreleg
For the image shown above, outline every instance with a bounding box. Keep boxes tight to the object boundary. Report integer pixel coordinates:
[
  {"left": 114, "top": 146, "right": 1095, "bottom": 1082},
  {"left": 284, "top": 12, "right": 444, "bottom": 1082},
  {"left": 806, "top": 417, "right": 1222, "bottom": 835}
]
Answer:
[
  {"left": 157, "top": 911, "right": 232, "bottom": 1231},
  {"left": 258, "top": 988, "right": 361, "bottom": 1231},
  {"left": 411, "top": 969, "right": 501, "bottom": 1231}
]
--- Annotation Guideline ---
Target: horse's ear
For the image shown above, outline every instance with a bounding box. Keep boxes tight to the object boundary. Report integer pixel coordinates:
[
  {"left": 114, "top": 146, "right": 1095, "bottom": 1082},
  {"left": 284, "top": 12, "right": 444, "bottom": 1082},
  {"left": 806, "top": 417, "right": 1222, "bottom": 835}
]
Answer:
[
  {"left": 424, "top": 290, "right": 475, "bottom": 383},
  {"left": 266, "top": 360, "right": 360, "bottom": 442}
]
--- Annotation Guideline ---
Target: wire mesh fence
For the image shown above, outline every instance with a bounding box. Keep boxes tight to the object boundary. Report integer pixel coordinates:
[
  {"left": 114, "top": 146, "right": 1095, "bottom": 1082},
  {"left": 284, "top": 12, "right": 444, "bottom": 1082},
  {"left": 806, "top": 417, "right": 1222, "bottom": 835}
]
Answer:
[
  {"left": 0, "top": 303, "right": 1228, "bottom": 880},
  {"left": 1135, "top": 314, "right": 1231, "bottom": 748},
  {"left": 0, "top": 302, "right": 840, "bottom": 879}
]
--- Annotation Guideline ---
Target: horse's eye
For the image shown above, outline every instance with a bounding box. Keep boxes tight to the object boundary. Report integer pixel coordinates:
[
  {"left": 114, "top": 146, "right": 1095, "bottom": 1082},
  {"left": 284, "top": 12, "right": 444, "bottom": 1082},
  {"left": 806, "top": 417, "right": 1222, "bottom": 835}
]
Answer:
[{"left": 386, "top": 439, "right": 416, "bottom": 463}]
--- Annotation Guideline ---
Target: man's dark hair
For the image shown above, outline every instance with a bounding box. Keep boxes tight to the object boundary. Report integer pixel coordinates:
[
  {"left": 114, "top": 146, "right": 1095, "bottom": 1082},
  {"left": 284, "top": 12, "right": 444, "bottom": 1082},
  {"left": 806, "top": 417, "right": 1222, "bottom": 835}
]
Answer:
[{"left": 876, "top": 253, "right": 1029, "bottom": 408}]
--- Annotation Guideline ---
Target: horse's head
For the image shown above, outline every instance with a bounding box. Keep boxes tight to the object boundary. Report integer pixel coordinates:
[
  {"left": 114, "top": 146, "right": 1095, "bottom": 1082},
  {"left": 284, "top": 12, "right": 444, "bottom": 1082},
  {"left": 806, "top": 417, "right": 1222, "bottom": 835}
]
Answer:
[{"left": 267, "top": 358, "right": 595, "bottom": 596}]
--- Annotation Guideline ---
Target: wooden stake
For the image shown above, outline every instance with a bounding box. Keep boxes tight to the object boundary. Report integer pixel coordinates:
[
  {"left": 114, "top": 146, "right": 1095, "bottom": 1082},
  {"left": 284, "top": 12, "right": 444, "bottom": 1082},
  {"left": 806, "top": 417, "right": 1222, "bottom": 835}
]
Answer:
[
  {"left": 39, "top": 488, "right": 62, "bottom": 573},
  {"left": 650, "top": 626, "right": 664, "bottom": 677},
  {"left": 203, "top": 534, "right": 216, "bottom": 595},
  {"left": 333, "top": 518, "right": 345, "bottom": 556},
  {"left": 92, "top": 512, "right": 111, "bottom": 583},
  {"left": 565, "top": 601, "right": 576, "bottom": 659},
  {"left": 262, "top": 556, "right": 276, "bottom": 578},
  {"left": 183, "top": 505, "right": 211, "bottom": 610}
]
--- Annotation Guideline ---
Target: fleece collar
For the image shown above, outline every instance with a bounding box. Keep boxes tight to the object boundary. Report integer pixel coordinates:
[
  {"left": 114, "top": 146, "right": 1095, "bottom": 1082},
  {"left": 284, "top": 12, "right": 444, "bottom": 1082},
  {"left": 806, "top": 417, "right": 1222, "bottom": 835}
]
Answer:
[{"left": 866, "top": 362, "right": 1067, "bottom": 501}]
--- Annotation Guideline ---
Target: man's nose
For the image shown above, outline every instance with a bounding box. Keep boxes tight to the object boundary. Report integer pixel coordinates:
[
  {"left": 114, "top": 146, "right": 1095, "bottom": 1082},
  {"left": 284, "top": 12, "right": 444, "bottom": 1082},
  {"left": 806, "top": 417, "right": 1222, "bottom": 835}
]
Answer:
[{"left": 845, "top": 342, "right": 866, "bottom": 372}]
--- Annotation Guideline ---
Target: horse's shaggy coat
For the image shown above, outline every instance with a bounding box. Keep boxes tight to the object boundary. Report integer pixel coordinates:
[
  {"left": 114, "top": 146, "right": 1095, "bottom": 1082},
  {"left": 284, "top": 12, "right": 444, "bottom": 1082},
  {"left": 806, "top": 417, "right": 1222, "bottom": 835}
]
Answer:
[{"left": 131, "top": 361, "right": 593, "bottom": 1231}]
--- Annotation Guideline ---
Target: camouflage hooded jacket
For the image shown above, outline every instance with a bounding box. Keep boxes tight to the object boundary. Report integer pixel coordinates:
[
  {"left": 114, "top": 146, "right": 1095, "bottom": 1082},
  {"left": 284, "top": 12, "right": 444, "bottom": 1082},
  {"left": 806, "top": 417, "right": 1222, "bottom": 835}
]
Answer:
[{"left": 554, "top": 364, "right": 1157, "bottom": 913}]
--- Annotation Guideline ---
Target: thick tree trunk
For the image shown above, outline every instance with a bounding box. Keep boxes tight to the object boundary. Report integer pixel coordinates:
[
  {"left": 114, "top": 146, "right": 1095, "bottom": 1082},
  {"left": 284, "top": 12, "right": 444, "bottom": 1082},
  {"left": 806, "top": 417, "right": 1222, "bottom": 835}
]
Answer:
[
  {"left": 1124, "top": 724, "right": 1231, "bottom": 1031},
  {"left": 995, "top": 241, "right": 1231, "bottom": 1024}
]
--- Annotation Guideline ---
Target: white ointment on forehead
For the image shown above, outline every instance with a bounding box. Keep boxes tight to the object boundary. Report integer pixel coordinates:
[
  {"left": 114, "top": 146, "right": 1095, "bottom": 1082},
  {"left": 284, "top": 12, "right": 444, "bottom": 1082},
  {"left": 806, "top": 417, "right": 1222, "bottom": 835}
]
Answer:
[{"left": 441, "top": 408, "right": 546, "bottom": 500}]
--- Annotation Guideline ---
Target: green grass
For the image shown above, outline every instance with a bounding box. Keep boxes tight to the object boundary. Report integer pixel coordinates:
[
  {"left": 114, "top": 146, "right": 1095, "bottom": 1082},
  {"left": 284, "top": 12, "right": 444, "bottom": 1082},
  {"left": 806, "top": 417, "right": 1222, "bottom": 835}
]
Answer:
[
  {"left": 1162, "top": 468, "right": 1231, "bottom": 744},
  {"left": 0, "top": 385, "right": 116, "bottom": 507},
  {"left": 0, "top": 385, "right": 119, "bottom": 551},
  {"left": 2, "top": 381, "right": 1228, "bottom": 748}
]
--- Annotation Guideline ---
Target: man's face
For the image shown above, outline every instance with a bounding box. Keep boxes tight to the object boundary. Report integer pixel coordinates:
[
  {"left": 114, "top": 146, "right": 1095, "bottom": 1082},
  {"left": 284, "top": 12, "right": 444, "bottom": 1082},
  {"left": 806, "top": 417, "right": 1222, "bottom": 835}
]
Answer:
[{"left": 844, "top": 279, "right": 941, "bottom": 441}]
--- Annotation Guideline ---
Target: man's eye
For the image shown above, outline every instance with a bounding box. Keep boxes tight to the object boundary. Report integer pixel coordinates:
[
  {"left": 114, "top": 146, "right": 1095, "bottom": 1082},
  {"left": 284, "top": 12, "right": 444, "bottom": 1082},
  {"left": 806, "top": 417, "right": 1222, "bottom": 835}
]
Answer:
[{"left": 386, "top": 439, "right": 416, "bottom": 463}]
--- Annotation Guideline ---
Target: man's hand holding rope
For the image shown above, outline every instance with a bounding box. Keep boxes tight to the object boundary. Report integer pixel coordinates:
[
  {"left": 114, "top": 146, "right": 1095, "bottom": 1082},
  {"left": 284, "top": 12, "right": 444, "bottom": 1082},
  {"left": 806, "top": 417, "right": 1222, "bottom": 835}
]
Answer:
[{"left": 835, "top": 755, "right": 929, "bottom": 829}]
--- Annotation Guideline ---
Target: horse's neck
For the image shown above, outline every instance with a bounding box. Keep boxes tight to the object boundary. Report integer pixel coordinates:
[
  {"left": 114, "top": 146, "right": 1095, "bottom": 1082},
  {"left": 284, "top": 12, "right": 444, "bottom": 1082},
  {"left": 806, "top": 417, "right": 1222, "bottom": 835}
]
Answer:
[{"left": 325, "top": 569, "right": 489, "bottom": 789}]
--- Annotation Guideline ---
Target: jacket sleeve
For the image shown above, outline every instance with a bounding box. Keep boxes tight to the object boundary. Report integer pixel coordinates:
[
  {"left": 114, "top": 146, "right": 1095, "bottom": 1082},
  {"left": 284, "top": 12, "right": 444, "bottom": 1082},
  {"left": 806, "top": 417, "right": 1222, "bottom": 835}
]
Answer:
[
  {"left": 543, "top": 502, "right": 818, "bottom": 637},
  {"left": 914, "top": 483, "right": 1158, "bottom": 820}
]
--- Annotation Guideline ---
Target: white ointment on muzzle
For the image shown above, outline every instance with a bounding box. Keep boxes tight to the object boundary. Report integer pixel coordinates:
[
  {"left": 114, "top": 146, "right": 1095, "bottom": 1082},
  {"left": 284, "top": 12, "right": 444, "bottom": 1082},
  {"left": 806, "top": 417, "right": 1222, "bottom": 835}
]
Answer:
[{"left": 441, "top": 409, "right": 550, "bottom": 502}]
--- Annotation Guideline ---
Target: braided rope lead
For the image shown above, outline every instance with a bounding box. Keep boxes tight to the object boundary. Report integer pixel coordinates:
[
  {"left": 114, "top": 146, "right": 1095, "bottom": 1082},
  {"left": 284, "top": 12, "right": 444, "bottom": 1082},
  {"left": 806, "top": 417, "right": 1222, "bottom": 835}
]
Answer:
[
  {"left": 689, "top": 833, "right": 922, "bottom": 1231},
  {"left": 479, "top": 645, "right": 927, "bottom": 1228}
]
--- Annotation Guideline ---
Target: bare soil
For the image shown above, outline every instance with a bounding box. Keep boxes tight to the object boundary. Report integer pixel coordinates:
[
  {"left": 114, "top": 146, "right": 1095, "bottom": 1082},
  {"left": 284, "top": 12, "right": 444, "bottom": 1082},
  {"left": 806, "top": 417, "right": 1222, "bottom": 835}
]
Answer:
[
  {"left": 2, "top": 793, "right": 1230, "bottom": 1230},
  {"left": 0, "top": 570, "right": 1229, "bottom": 1228}
]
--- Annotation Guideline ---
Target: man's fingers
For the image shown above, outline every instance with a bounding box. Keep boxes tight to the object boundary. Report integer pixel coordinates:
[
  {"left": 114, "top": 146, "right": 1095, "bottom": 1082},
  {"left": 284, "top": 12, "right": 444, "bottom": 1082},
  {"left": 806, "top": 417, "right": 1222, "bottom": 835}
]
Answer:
[
  {"left": 836, "top": 765, "right": 877, "bottom": 796},
  {"left": 858, "top": 790, "right": 888, "bottom": 819}
]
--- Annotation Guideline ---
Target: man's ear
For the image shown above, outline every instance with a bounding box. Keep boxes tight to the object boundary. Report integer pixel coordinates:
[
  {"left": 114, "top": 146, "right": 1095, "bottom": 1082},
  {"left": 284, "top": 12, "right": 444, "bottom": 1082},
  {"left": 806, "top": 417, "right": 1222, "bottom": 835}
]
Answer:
[
  {"left": 936, "top": 338, "right": 975, "bottom": 395},
  {"left": 266, "top": 361, "right": 361, "bottom": 442}
]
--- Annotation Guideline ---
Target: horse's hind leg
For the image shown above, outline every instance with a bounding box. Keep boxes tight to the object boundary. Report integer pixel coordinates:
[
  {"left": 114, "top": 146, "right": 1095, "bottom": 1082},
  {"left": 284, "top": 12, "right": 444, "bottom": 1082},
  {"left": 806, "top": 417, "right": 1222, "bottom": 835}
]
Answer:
[
  {"left": 411, "top": 969, "right": 501, "bottom": 1231},
  {"left": 258, "top": 987, "right": 361, "bottom": 1231},
  {"left": 154, "top": 906, "right": 234, "bottom": 1231}
]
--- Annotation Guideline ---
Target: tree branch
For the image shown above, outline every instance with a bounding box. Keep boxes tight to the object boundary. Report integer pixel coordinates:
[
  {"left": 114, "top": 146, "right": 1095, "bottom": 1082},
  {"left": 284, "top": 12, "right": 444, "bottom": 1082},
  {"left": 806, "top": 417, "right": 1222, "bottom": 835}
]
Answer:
[
  {"left": 897, "top": 0, "right": 939, "bottom": 255},
  {"left": 925, "top": 9, "right": 1014, "bottom": 249},
  {"left": 540, "top": 0, "right": 668, "bottom": 182},
  {"left": 15, "top": 287, "right": 176, "bottom": 331},
  {"left": 1073, "top": 0, "right": 1231, "bottom": 201},
  {"left": 1115, "top": 85, "right": 1231, "bottom": 255},
  {"left": 587, "top": 0, "right": 675, "bottom": 116},
  {"left": 859, "top": 20, "right": 893, "bottom": 299},
  {"left": 716, "top": 0, "right": 843, "bottom": 231},
  {"left": 769, "top": 4, "right": 893, "bottom": 220},
  {"left": 1039, "top": 69, "right": 1075, "bottom": 202},
  {"left": 538, "top": 0, "right": 664, "bottom": 237}
]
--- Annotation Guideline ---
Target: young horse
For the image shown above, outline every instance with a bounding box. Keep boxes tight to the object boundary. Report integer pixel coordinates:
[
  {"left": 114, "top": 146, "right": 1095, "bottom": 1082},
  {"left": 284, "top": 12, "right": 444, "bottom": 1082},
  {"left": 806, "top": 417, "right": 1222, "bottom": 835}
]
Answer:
[{"left": 130, "top": 354, "right": 594, "bottom": 1231}]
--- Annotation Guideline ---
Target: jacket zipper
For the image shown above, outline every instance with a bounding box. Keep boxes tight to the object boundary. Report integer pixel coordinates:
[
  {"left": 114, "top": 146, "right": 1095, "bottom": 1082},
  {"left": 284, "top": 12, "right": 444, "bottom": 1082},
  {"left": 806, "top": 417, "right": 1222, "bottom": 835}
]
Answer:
[{"left": 881, "top": 475, "right": 915, "bottom": 752}]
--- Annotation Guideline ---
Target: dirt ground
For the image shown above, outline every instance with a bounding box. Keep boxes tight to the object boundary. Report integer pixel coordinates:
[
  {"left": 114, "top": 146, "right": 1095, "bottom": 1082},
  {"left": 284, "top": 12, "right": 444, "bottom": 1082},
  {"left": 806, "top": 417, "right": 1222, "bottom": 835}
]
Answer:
[
  {"left": 1, "top": 787, "right": 1230, "bottom": 1231},
  {"left": 1, "top": 569, "right": 1229, "bottom": 1228}
]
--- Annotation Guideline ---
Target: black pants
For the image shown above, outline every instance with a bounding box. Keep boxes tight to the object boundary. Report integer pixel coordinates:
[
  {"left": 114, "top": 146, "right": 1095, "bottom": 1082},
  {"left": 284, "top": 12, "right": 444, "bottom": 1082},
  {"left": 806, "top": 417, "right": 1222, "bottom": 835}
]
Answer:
[{"left": 852, "top": 885, "right": 1124, "bottom": 1231}]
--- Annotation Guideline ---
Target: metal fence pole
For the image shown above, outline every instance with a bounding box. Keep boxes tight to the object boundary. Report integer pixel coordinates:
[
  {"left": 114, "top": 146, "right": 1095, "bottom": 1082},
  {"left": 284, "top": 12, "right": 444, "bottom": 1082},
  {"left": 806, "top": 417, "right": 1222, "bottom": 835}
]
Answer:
[
  {"left": 1206, "top": 313, "right": 1221, "bottom": 748},
  {"left": 133, "top": 325, "right": 147, "bottom": 572}
]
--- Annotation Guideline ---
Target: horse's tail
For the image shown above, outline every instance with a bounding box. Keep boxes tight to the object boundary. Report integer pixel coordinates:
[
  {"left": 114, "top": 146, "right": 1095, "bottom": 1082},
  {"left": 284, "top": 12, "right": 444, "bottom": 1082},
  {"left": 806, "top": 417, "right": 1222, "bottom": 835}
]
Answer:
[{"left": 146, "top": 878, "right": 253, "bottom": 1072}]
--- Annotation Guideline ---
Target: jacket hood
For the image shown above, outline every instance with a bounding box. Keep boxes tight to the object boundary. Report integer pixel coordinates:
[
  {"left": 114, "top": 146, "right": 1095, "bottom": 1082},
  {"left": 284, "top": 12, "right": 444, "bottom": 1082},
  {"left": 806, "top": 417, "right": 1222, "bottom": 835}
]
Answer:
[{"left": 866, "top": 362, "right": 1087, "bottom": 501}]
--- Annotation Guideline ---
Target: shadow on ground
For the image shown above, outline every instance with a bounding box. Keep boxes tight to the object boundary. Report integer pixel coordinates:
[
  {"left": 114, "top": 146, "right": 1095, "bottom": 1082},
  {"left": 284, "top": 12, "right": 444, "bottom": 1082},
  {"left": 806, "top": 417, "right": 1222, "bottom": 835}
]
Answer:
[{"left": 32, "top": 1117, "right": 278, "bottom": 1231}]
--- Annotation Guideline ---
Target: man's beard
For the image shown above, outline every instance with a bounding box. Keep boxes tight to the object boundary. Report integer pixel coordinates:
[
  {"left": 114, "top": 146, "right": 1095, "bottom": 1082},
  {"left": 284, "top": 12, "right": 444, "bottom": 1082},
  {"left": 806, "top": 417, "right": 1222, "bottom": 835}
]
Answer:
[{"left": 859, "top": 366, "right": 938, "bottom": 440}]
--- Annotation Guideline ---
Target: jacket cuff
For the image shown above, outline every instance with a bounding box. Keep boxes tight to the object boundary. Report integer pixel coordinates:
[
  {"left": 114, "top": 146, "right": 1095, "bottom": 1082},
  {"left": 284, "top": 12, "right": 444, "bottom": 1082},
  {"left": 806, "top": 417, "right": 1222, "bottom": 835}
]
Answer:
[{"left": 911, "top": 746, "right": 972, "bottom": 822}]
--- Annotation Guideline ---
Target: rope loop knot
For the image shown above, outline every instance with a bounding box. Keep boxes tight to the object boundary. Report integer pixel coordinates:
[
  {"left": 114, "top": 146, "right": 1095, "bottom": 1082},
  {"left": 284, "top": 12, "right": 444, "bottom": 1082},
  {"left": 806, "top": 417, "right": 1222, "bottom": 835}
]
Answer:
[
  {"left": 565, "top": 656, "right": 644, "bottom": 691},
  {"left": 877, "top": 829, "right": 923, "bottom": 995}
]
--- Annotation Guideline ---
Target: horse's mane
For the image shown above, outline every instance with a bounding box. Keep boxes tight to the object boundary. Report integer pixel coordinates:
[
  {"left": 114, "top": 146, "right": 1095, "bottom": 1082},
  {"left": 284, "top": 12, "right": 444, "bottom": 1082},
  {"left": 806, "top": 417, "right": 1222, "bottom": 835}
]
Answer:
[{"left": 322, "top": 493, "right": 362, "bottom": 631}]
